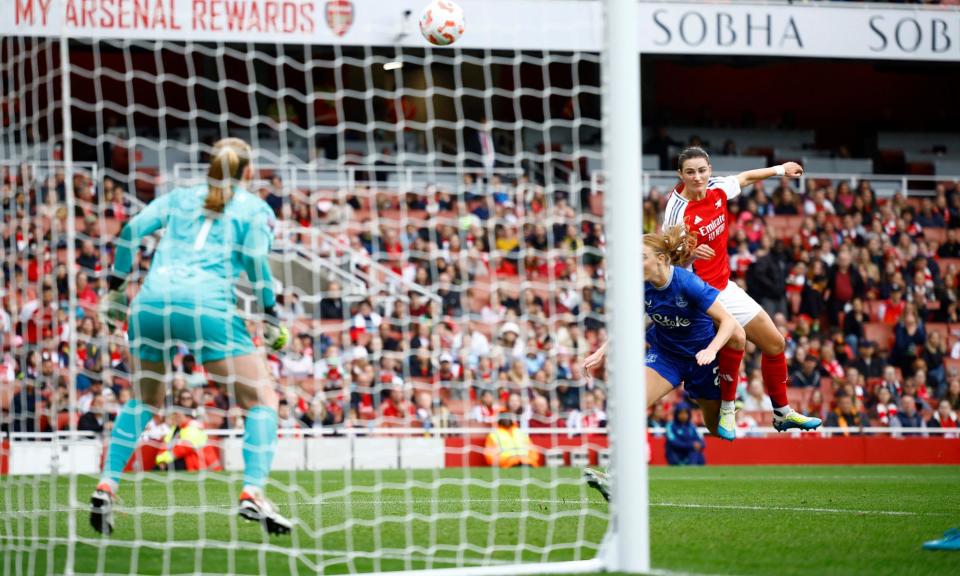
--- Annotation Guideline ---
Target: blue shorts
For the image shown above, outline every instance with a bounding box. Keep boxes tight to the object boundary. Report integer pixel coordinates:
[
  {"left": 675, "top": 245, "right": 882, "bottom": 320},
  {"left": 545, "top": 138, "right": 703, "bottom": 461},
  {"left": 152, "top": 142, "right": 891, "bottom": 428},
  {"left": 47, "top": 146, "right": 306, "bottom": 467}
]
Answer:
[
  {"left": 646, "top": 345, "right": 720, "bottom": 401},
  {"left": 127, "top": 297, "right": 255, "bottom": 364}
]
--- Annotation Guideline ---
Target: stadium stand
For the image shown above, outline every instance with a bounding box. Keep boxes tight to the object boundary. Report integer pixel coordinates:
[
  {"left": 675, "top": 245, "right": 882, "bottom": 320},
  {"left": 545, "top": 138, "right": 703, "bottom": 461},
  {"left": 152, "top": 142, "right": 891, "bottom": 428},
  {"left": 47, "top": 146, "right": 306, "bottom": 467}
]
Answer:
[{"left": 3, "top": 146, "right": 960, "bottom": 442}]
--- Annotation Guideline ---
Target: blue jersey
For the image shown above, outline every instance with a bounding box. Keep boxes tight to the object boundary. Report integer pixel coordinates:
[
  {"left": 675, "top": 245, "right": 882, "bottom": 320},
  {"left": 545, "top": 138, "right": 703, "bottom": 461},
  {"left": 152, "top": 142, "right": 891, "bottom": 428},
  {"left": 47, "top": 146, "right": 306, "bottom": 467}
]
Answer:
[
  {"left": 645, "top": 266, "right": 720, "bottom": 358},
  {"left": 113, "top": 185, "right": 277, "bottom": 311}
]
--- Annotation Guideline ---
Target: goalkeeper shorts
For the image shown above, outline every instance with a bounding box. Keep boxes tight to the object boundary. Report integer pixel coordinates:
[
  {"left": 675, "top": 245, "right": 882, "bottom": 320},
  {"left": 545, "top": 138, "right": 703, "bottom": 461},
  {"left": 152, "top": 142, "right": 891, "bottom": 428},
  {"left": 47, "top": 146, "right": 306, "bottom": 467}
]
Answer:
[{"left": 127, "top": 298, "right": 255, "bottom": 364}]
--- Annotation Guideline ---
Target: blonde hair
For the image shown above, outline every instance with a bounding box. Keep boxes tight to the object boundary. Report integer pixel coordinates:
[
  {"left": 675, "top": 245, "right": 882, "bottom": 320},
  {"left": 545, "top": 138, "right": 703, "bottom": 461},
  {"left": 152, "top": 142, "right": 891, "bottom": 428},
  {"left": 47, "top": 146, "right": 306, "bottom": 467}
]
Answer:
[
  {"left": 643, "top": 224, "right": 697, "bottom": 267},
  {"left": 206, "top": 138, "right": 252, "bottom": 213}
]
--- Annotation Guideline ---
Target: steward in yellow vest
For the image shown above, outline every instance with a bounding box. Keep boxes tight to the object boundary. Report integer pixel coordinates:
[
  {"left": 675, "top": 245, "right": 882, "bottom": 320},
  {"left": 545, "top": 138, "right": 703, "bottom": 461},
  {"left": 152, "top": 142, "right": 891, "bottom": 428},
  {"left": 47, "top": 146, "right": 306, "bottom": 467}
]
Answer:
[{"left": 484, "top": 412, "right": 542, "bottom": 468}]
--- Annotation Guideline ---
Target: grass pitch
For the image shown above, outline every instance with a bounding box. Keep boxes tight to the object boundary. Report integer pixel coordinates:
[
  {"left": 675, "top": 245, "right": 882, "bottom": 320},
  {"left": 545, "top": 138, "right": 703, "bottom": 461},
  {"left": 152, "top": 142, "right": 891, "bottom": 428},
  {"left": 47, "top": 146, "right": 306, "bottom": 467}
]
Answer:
[{"left": 1, "top": 466, "right": 958, "bottom": 575}]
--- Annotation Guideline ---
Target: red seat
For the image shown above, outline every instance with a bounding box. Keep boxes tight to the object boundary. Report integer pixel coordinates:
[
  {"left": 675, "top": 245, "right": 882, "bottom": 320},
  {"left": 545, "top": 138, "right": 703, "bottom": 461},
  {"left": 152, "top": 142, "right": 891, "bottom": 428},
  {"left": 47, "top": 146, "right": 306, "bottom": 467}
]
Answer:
[
  {"left": 925, "top": 228, "right": 947, "bottom": 245},
  {"left": 767, "top": 215, "right": 804, "bottom": 241},
  {"left": 864, "top": 322, "right": 893, "bottom": 353},
  {"left": 937, "top": 258, "right": 960, "bottom": 273}
]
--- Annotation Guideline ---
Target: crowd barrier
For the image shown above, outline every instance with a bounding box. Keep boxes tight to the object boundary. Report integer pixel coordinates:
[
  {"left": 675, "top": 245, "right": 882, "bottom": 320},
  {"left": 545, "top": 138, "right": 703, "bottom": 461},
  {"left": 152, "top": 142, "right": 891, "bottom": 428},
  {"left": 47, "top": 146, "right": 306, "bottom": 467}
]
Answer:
[{"left": 2, "top": 428, "right": 957, "bottom": 475}]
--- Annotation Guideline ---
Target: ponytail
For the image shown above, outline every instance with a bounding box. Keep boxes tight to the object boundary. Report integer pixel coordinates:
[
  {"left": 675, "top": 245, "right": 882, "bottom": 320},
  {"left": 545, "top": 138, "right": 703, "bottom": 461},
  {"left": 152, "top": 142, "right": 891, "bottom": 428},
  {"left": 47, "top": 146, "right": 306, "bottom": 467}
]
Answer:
[
  {"left": 206, "top": 138, "right": 252, "bottom": 213},
  {"left": 643, "top": 224, "right": 697, "bottom": 267}
]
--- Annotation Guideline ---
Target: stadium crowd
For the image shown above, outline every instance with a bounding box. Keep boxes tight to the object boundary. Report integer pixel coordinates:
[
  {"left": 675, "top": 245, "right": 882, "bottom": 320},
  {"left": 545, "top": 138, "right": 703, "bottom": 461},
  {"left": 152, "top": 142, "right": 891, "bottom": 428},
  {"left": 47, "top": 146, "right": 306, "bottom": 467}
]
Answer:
[{"left": 2, "top": 157, "right": 959, "bottom": 443}]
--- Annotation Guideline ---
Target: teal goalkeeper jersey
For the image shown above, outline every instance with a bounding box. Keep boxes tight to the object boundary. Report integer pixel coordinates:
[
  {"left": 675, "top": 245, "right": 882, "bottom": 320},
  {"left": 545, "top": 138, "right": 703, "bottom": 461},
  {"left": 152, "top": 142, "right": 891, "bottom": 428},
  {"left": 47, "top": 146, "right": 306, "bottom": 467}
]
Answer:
[{"left": 113, "top": 185, "right": 277, "bottom": 311}]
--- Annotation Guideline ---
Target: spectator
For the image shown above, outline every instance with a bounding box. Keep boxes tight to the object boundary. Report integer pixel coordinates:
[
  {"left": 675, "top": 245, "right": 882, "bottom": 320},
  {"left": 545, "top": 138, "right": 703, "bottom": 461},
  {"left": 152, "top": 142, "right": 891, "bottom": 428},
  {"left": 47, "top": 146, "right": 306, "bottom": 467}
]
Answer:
[
  {"left": 923, "top": 331, "right": 947, "bottom": 397},
  {"left": 351, "top": 299, "right": 382, "bottom": 342},
  {"left": 872, "top": 386, "right": 898, "bottom": 427},
  {"left": 469, "top": 389, "right": 499, "bottom": 426},
  {"left": 746, "top": 239, "right": 788, "bottom": 318},
  {"left": 853, "top": 340, "right": 885, "bottom": 381},
  {"left": 665, "top": 403, "right": 704, "bottom": 466},
  {"left": 878, "top": 365, "right": 903, "bottom": 398},
  {"left": 878, "top": 285, "right": 907, "bottom": 326},
  {"left": 648, "top": 402, "right": 669, "bottom": 437},
  {"left": 524, "top": 394, "right": 559, "bottom": 429},
  {"left": 819, "top": 341, "right": 845, "bottom": 380},
  {"left": 300, "top": 397, "right": 334, "bottom": 429},
  {"left": 281, "top": 337, "right": 313, "bottom": 381},
  {"left": 890, "top": 307, "right": 925, "bottom": 375},
  {"left": 895, "top": 395, "right": 926, "bottom": 435},
  {"left": 938, "top": 229, "right": 960, "bottom": 258},
  {"left": 414, "top": 392, "right": 435, "bottom": 430},
  {"left": 946, "top": 377, "right": 960, "bottom": 410},
  {"left": 320, "top": 282, "right": 345, "bottom": 320},
  {"left": 825, "top": 249, "right": 863, "bottom": 324},
  {"left": 790, "top": 355, "right": 820, "bottom": 389},
  {"left": 927, "top": 399, "right": 958, "bottom": 437},
  {"left": 742, "top": 375, "right": 773, "bottom": 412},
  {"left": 78, "top": 394, "right": 107, "bottom": 434},
  {"left": 380, "top": 385, "right": 411, "bottom": 427},
  {"left": 567, "top": 389, "right": 607, "bottom": 431},
  {"left": 825, "top": 392, "right": 867, "bottom": 436},
  {"left": 277, "top": 399, "right": 301, "bottom": 430}
]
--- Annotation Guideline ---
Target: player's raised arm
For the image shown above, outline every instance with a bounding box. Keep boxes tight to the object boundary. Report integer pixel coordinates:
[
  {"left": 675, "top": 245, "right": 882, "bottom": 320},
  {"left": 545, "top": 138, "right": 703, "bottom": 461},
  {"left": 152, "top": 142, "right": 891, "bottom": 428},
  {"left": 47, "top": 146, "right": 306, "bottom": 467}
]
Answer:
[{"left": 736, "top": 161, "right": 804, "bottom": 190}]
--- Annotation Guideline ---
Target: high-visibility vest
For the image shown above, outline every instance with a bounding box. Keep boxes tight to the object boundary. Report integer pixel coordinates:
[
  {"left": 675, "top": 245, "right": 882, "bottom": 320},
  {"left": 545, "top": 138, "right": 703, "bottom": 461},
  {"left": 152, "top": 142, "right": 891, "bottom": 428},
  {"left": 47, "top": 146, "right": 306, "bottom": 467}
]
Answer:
[
  {"left": 156, "top": 419, "right": 209, "bottom": 471},
  {"left": 484, "top": 425, "right": 541, "bottom": 468}
]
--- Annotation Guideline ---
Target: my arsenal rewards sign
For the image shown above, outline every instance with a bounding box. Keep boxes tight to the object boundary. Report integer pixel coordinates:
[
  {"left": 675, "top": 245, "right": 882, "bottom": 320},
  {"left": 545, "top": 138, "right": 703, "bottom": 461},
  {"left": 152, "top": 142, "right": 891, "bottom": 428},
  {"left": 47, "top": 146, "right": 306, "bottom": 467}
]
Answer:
[{"left": 325, "top": 0, "right": 354, "bottom": 37}]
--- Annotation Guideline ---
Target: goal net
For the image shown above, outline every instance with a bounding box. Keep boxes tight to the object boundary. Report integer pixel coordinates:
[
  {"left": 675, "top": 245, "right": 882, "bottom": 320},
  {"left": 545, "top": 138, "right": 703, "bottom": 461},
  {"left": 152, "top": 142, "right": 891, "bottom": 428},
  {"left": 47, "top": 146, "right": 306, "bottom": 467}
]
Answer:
[{"left": 1, "top": 1, "right": 646, "bottom": 574}]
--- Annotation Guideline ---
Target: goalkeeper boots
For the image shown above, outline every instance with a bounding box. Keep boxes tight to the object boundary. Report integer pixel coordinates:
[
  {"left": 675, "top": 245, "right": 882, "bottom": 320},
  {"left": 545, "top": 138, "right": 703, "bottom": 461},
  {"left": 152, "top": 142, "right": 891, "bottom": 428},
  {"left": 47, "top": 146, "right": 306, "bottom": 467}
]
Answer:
[
  {"left": 773, "top": 409, "right": 823, "bottom": 432},
  {"left": 717, "top": 406, "right": 736, "bottom": 441},
  {"left": 239, "top": 489, "right": 292, "bottom": 535},
  {"left": 90, "top": 482, "right": 116, "bottom": 535},
  {"left": 583, "top": 468, "right": 610, "bottom": 502}
]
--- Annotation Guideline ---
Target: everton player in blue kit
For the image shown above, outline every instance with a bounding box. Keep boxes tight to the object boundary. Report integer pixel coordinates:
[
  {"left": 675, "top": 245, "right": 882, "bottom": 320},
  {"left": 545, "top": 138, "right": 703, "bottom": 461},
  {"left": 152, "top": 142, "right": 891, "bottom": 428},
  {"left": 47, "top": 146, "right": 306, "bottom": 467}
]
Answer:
[{"left": 583, "top": 225, "right": 745, "bottom": 498}]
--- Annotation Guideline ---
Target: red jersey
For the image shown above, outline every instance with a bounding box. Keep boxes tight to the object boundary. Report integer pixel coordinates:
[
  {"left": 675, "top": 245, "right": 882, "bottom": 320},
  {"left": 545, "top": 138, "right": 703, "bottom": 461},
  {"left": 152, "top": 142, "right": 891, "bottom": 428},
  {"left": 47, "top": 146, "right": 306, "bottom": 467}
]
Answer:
[{"left": 663, "top": 176, "right": 742, "bottom": 290}]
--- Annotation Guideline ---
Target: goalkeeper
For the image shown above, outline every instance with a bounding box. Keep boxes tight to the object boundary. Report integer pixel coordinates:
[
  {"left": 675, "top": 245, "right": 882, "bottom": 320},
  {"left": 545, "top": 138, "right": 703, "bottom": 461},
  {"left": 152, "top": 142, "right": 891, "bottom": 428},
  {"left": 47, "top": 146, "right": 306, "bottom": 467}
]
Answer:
[{"left": 90, "top": 138, "right": 292, "bottom": 536}]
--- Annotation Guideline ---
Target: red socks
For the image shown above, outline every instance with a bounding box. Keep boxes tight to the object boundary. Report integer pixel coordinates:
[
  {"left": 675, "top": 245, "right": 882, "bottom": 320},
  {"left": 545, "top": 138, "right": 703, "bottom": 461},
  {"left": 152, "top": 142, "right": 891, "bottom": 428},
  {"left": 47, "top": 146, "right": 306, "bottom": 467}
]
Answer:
[
  {"left": 717, "top": 346, "right": 743, "bottom": 402},
  {"left": 761, "top": 352, "right": 790, "bottom": 409}
]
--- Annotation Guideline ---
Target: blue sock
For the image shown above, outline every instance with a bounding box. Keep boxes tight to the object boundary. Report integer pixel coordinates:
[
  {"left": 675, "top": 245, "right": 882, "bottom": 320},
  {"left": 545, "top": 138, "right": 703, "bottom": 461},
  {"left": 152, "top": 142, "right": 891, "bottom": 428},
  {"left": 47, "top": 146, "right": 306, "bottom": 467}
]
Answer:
[
  {"left": 242, "top": 406, "right": 278, "bottom": 490},
  {"left": 102, "top": 399, "right": 155, "bottom": 486}
]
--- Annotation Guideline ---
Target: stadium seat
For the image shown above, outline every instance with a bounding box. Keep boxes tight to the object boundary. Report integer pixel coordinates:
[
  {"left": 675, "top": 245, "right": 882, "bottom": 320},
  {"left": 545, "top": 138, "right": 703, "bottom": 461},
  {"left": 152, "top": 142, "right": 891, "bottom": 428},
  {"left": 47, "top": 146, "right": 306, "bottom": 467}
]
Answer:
[
  {"left": 925, "top": 228, "right": 948, "bottom": 244},
  {"left": 864, "top": 322, "right": 893, "bottom": 352},
  {"left": 937, "top": 258, "right": 960, "bottom": 272},
  {"left": 767, "top": 215, "right": 804, "bottom": 241},
  {"left": 944, "top": 357, "right": 960, "bottom": 375}
]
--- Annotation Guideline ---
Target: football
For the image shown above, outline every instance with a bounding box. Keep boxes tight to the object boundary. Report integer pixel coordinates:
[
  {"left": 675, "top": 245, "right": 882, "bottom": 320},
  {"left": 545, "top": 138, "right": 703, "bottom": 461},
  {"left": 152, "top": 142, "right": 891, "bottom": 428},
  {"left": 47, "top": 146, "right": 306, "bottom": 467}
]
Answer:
[{"left": 420, "top": 0, "right": 465, "bottom": 46}]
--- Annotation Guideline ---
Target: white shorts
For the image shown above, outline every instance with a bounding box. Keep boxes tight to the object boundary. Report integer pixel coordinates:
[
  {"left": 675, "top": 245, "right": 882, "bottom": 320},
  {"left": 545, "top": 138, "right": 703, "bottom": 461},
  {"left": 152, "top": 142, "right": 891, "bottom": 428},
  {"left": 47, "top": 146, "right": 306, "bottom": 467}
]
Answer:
[{"left": 716, "top": 281, "right": 763, "bottom": 327}]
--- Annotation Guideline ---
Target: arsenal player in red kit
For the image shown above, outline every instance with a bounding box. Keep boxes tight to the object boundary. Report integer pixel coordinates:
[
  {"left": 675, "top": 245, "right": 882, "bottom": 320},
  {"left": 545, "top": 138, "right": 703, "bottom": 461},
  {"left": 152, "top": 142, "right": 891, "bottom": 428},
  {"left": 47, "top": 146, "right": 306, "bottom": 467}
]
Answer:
[{"left": 664, "top": 147, "right": 822, "bottom": 440}]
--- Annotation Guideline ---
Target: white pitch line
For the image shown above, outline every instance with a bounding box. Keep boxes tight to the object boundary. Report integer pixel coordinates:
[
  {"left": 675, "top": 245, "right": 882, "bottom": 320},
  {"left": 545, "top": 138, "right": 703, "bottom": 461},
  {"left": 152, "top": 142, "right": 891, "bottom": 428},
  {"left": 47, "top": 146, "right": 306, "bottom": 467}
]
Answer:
[
  {"left": 0, "top": 498, "right": 948, "bottom": 518},
  {"left": 649, "top": 501, "right": 943, "bottom": 516}
]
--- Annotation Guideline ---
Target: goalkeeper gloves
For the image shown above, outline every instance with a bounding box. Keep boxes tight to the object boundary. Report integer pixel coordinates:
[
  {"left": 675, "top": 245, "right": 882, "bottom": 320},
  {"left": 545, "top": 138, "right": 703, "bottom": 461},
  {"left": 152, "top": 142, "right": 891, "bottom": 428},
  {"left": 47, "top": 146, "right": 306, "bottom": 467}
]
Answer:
[
  {"left": 262, "top": 307, "right": 289, "bottom": 351},
  {"left": 155, "top": 450, "right": 173, "bottom": 465},
  {"left": 99, "top": 289, "right": 129, "bottom": 333}
]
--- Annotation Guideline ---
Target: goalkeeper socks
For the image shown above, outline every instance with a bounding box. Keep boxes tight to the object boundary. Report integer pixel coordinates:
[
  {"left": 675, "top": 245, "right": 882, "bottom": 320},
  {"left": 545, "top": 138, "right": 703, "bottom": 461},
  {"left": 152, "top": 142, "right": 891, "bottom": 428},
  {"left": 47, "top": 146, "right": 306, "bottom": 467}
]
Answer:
[
  {"left": 242, "top": 405, "right": 279, "bottom": 489},
  {"left": 760, "top": 352, "right": 791, "bottom": 411},
  {"left": 717, "top": 346, "right": 743, "bottom": 403},
  {"left": 102, "top": 399, "right": 156, "bottom": 486}
]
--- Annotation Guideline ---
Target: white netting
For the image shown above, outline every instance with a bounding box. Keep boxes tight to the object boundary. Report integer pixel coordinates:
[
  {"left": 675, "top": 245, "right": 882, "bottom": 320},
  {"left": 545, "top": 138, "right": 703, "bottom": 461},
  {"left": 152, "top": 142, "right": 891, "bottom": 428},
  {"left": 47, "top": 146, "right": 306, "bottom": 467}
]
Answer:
[{"left": 1, "top": 27, "right": 623, "bottom": 575}]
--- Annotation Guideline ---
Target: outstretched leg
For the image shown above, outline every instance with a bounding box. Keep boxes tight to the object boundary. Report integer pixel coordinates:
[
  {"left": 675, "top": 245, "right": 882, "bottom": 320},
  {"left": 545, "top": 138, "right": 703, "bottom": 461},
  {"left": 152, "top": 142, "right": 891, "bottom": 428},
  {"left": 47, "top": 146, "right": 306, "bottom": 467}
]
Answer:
[
  {"left": 744, "top": 311, "right": 822, "bottom": 432},
  {"left": 584, "top": 366, "right": 675, "bottom": 503}
]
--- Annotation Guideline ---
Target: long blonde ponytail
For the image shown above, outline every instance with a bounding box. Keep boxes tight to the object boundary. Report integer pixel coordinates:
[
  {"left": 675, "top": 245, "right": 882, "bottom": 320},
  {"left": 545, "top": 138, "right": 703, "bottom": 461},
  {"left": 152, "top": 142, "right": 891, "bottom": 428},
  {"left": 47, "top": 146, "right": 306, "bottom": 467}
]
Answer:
[
  {"left": 206, "top": 138, "right": 252, "bottom": 213},
  {"left": 643, "top": 224, "right": 697, "bottom": 267}
]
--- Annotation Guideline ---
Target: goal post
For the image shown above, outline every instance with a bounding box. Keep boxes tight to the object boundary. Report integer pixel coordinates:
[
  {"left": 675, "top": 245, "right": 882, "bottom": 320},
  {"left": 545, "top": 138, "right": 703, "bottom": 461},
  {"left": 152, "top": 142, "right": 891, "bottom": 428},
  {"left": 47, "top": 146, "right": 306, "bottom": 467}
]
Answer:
[
  {"left": 602, "top": 0, "right": 649, "bottom": 572},
  {"left": 1, "top": 1, "right": 648, "bottom": 574}
]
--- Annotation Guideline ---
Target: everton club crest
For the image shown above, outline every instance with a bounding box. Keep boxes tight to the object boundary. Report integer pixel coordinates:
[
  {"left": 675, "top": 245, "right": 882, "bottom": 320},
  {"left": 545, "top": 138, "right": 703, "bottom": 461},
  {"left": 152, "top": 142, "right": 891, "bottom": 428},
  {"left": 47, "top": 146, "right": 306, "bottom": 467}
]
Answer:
[{"left": 326, "top": 0, "right": 354, "bottom": 37}]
